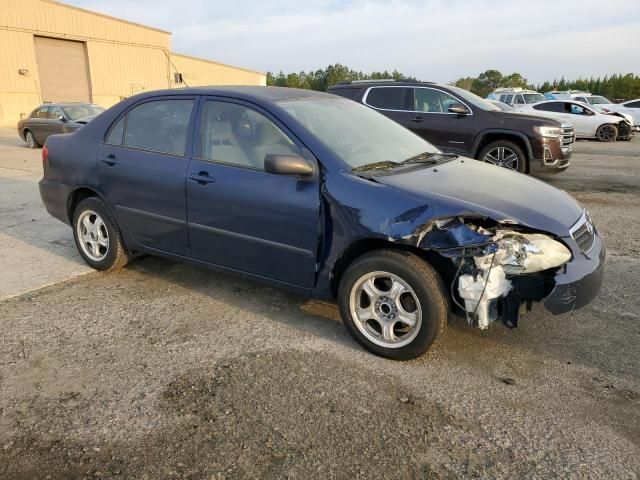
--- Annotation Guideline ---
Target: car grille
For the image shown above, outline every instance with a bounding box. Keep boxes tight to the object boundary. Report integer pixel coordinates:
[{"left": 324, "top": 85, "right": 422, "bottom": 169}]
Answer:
[
  {"left": 571, "top": 213, "right": 595, "bottom": 253},
  {"left": 561, "top": 125, "right": 575, "bottom": 148}
]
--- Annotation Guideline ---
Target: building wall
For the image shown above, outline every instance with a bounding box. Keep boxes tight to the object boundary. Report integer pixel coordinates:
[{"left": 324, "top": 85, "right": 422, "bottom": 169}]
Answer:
[
  {"left": 0, "top": 0, "right": 265, "bottom": 127},
  {"left": 169, "top": 53, "right": 267, "bottom": 88}
]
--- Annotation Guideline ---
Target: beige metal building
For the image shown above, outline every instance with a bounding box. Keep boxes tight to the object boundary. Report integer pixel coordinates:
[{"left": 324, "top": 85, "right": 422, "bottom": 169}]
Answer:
[{"left": 0, "top": 0, "right": 266, "bottom": 126}]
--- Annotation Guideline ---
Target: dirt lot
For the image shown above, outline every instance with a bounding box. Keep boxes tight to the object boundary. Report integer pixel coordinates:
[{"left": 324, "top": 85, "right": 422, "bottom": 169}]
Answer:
[{"left": 1, "top": 138, "right": 639, "bottom": 479}]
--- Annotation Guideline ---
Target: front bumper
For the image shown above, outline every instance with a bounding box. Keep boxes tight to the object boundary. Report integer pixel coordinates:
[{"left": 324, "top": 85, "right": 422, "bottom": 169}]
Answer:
[
  {"left": 529, "top": 136, "right": 572, "bottom": 175},
  {"left": 543, "top": 230, "right": 606, "bottom": 315}
]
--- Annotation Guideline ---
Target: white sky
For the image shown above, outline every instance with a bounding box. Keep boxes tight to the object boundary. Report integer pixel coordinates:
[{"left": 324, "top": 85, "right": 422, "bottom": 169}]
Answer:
[{"left": 65, "top": 0, "right": 640, "bottom": 84}]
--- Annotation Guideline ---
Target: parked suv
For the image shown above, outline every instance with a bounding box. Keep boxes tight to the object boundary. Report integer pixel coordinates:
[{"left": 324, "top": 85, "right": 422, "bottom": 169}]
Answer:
[
  {"left": 489, "top": 88, "right": 547, "bottom": 107},
  {"left": 328, "top": 81, "right": 574, "bottom": 175}
]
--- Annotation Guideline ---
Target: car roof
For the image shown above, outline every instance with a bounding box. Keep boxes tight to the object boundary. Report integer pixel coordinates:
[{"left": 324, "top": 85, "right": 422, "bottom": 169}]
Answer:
[
  {"left": 129, "top": 86, "right": 335, "bottom": 103},
  {"left": 328, "top": 80, "right": 435, "bottom": 89}
]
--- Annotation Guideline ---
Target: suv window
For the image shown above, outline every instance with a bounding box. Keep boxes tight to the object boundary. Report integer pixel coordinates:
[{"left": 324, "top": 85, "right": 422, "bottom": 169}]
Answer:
[
  {"left": 513, "top": 95, "right": 525, "bottom": 105},
  {"left": 200, "top": 101, "right": 298, "bottom": 170},
  {"left": 574, "top": 97, "right": 587, "bottom": 103},
  {"left": 503, "top": 95, "right": 514, "bottom": 104},
  {"left": 124, "top": 100, "right": 194, "bottom": 156},
  {"left": 413, "top": 88, "right": 461, "bottom": 113},
  {"left": 365, "top": 87, "right": 410, "bottom": 110},
  {"left": 533, "top": 102, "right": 563, "bottom": 113}
]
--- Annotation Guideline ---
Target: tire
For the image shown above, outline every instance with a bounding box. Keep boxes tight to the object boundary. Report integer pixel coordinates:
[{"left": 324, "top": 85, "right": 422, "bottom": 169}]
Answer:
[
  {"left": 595, "top": 124, "right": 618, "bottom": 142},
  {"left": 478, "top": 140, "right": 527, "bottom": 173},
  {"left": 338, "top": 249, "right": 448, "bottom": 360},
  {"left": 24, "top": 130, "right": 39, "bottom": 149},
  {"left": 72, "top": 197, "right": 129, "bottom": 271}
]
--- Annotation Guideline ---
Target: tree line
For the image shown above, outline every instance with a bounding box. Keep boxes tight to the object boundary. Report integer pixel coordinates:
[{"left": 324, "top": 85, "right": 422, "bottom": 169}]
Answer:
[{"left": 266, "top": 65, "right": 640, "bottom": 101}]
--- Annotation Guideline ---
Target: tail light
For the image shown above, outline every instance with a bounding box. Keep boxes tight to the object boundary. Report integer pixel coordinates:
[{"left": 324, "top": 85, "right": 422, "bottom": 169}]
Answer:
[{"left": 42, "top": 144, "right": 49, "bottom": 174}]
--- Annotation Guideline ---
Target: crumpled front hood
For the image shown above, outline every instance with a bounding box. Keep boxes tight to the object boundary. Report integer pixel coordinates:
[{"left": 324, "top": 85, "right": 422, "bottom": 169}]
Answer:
[{"left": 374, "top": 158, "right": 583, "bottom": 237}]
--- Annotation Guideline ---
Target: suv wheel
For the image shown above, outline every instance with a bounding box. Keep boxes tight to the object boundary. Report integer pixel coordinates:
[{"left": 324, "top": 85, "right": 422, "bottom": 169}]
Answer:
[
  {"left": 338, "top": 249, "right": 448, "bottom": 360},
  {"left": 478, "top": 140, "right": 526, "bottom": 173},
  {"left": 25, "top": 130, "right": 39, "bottom": 149},
  {"left": 596, "top": 124, "right": 618, "bottom": 142},
  {"left": 72, "top": 197, "right": 129, "bottom": 271}
]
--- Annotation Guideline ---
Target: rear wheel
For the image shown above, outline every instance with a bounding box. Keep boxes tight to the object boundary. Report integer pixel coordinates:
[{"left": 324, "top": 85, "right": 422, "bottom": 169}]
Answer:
[
  {"left": 596, "top": 124, "right": 618, "bottom": 142},
  {"left": 24, "top": 130, "right": 39, "bottom": 149},
  {"left": 338, "top": 249, "right": 448, "bottom": 360},
  {"left": 72, "top": 197, "right": 129, "bottom": 271},
  {"left": 478, "top": 140, "right": 527, "bottom": 173}
]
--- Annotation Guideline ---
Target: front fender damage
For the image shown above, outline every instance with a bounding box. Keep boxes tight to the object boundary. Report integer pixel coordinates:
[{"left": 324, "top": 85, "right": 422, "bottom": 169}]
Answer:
[{"left": 384, "top": 212, "right": 567, "bottom": 330}]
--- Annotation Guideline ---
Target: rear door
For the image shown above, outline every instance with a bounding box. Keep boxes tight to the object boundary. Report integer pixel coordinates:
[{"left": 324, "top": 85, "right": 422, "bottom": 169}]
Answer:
[
  {"left": 186, "top": 98, "right": 320, "bottom": 287},
  {"left": 406, "top": 86, "right": 474, "bottom": 154},
  {"left": 97, "top": 97, "right": 196, "bottom": 256}
]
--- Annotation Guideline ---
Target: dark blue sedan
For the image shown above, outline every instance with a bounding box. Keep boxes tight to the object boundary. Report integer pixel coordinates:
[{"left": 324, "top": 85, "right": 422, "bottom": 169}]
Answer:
[{"left": 39, "top": 87, "right": 605, "bottom": 359}]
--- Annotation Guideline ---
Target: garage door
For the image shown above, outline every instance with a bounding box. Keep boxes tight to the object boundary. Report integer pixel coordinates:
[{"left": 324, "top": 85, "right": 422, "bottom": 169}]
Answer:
[{"left": 34, "top": 36, "right": 91, "bottom": 103}]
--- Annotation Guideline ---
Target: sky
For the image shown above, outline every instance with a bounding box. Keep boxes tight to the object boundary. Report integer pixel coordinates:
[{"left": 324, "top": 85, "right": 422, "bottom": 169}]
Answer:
[{"left": 64, "top": 0, "right": 640, "bottom": 85}]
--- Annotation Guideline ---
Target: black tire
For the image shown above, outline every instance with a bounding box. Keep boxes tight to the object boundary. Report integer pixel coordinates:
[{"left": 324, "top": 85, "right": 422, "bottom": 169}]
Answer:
[
  {"left": 72, "top": 197, "right": 129, "bottom": 271},
  {"left": 338, "top": 249, "right": 449, "bottom": 360},
  {"left": 24, "top": 130, "right": 40, "bottom": 149},
  {"left": 478, "top": 140, "right": 527, "bottom": 173},
  {"left": 595, "top": 124, "right": 618, "bottom": 142}
]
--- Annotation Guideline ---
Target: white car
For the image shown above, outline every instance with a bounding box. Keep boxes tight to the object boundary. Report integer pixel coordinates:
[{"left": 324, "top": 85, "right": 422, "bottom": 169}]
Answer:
[
  {"left": 572, "top": 95, "right": 640, "bottom": 130},
  {"left": 519, "top": 100, "right": 633, "bottom": 142}
]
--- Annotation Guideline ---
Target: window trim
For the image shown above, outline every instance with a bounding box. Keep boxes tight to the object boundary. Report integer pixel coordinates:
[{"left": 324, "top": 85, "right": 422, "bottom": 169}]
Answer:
[
  {"left": 362, "top": 85, "right": 474, "bottom": 116},
  {"left": 194, "top": 96, "right": 310, "bottom": 173},
  {"left": 101, "top": 96, "right": 198, "bottom": 157}
]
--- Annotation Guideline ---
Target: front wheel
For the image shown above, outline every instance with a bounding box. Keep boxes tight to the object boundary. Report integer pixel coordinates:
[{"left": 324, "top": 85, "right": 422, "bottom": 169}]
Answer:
[
  {"left": 25, "top": 130, "right": 39, "bottom": 149},
  {"left": 596, "top": 124, "right": 618, "bottom": 142},
  {"left": 478, "top": 140, "right": 527, "bottom": 173},
  {"left": 338, "top": 250, "right": 449, "bottom": 360},
  {"left": 72, "top": 197, "right": 129, "bottom": 271}
]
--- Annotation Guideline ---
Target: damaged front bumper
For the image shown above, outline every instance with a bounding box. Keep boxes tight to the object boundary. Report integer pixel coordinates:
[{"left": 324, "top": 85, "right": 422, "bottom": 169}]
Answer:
[{"left": 543, "top": 231, "right": 605, "bottom": 314}]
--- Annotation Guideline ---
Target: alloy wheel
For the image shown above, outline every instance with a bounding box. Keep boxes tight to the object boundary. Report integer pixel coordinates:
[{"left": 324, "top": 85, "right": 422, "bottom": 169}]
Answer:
[
  {"left": 349, "top": 271, "right": 422, "bottom": 348},
  {"left": 26, "top": 132, "right": 36, "bottom": 148},
  {"left": 597, "top": 125, "right": 616, "bottom": 141},
  {"left": 483, "top": 146, "right": 519, "bottom": 170},
  {"left": 76, "top": 210, "right": 109, "bottom": 261}
]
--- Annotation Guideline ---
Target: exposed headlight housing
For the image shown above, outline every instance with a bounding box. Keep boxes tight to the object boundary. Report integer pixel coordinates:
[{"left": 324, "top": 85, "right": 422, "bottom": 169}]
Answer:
[
  {"left": 492, "top": 231, "right": 572, "bottom": 274},
  {"left": 535, "top": 126, "right": 562, "bottom": 138}
]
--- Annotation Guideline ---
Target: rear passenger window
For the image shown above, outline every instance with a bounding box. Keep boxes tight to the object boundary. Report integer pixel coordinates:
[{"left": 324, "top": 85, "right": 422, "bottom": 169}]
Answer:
[
  {"left": 105, "top": 117, "right": 125, "bottom": 145},
  {"left": 123, "top": 100, "right": 194, "bottom": 156},
  {"left": 366, "top": 87, "right": 410, "bottom": 110},
  {"left": 533, "top": 102, "right": 563, "bottom": 112},
  {"left": 200, "top": 101, "right": 298, "bottom": 170}
]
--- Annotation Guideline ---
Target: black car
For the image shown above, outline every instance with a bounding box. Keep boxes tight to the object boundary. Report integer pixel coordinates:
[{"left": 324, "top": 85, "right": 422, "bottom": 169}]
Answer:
[
  {"left": 39, "top": 86, "right": 604, "bottom": 360},
  {"left": 18, "top": 102, "right": 105, "bottom": 148},
  {"left": 328, "top": 80, "right": 575, "bottom": 175}
]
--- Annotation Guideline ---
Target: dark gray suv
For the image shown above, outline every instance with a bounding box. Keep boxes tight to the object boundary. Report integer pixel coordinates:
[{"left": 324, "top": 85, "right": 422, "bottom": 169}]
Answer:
[{"left": 328, "top": 80, "right": 575, "bottom": 175}]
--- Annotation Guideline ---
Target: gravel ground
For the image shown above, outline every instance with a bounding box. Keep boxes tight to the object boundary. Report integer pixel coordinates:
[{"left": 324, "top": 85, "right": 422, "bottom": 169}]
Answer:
[{"left": 1, "top": 138, "right": 639, "bottom": 479}]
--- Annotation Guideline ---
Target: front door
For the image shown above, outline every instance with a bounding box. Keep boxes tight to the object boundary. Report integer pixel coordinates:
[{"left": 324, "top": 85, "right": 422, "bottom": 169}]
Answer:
[
  {"left": 186, "top": 99, "right": 320, "bottom": 287},
  {"left": 97, "top": 97, "right": 196, "bottom": 256},
  {"left": 407, "top": 87, "right": 474, "bottom": 154}
]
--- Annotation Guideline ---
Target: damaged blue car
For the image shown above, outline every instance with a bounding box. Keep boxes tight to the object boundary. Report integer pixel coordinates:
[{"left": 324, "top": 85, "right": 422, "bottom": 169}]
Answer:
[{"left": 39, "top": 87, "right": 605, "bottom": 360}]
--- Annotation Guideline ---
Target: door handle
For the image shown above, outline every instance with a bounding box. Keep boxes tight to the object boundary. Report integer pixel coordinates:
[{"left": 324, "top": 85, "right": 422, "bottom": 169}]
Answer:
[
  {"left": 410, "top": 116, "right": 423, "bottom": 123},
  {"left": 100, "top": 154, "right": 119, "bottom": 166},
  {"left": 188, "top": 172, "right": 215, "bottom": 184}
]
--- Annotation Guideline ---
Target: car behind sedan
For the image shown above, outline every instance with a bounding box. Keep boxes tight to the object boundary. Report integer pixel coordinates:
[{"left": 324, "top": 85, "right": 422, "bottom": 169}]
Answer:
[
  {"left": 18, "top": 102, "right": 105, "bottom": 148},
  {"left": 39, "top": 87, "right": 605, "bottom": 360}
]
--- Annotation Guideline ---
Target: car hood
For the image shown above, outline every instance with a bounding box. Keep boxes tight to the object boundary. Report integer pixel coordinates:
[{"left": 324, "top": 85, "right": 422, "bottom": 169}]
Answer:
[
  {"left": 486, "top": 110, "right": 561, "bottom": 126},
  {"left": 374, "top": 158, "right": 583, "bottom": 237}
]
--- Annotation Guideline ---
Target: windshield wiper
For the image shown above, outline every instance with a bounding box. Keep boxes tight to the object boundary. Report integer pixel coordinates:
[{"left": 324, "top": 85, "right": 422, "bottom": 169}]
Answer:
[
  {"left": 352, "top": 160, "right": 399, "bottom": 172},
  {"left": 400, "top": 152, "right": 458, "bottom": 165}
]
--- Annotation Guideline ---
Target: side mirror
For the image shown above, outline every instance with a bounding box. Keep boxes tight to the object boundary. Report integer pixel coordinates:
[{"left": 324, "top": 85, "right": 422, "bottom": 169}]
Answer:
[
  {"left": 264, "top": 154, "right": 315, "bottom": 179},
  {"left": 448, "top": 103, "right": 470, "bottom": 115},
  {"left": 57, "top": 115, "right": 66, "bottom": 122}
]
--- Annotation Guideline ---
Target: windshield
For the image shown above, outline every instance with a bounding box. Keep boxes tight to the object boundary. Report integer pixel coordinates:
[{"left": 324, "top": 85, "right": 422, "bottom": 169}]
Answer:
[
  {"left": 588, "top": 96, "right": 611, "bottom": 105},
  {"left": 523, "top": 93, "right": 545, "bottom": 104},
  {"left": 446, "top": 86, "right": 501, "bottom": 111},
  {"left": 278, "top": 97, "right": 439, "bottom": 169},
  {"left": 61, "top": 104, "right": 105, "bottom": 121}
]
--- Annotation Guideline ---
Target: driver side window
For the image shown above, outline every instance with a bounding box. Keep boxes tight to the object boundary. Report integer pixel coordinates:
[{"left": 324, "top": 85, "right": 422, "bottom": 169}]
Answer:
[
  {"left": 413, "top": 88, "right": 460, "bottom": 113},
  {"left": 200, "top": 101, "right": 298, "bottom": 170},
  {"left": 568, "top": 103, "right": 588, "bottom": 115}
]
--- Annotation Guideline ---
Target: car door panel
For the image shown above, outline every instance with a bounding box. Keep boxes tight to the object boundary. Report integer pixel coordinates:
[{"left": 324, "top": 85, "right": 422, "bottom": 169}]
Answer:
[
  {"left": 97, "top": 97, "right": 197, "bottom": 256},
  {"left": 186, "top": 98, "right": 320, "bottom": 287}
]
